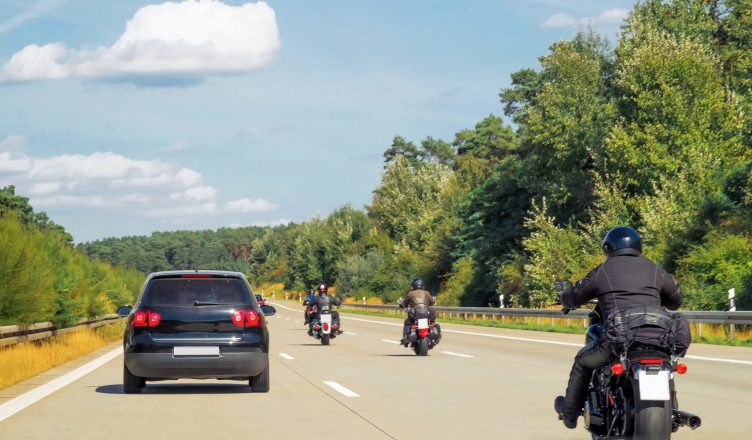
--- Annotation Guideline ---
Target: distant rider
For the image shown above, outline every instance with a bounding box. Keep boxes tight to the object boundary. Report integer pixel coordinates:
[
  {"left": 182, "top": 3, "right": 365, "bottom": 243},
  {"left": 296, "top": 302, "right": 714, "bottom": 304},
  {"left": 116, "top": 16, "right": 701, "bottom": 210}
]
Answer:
[
  {"left": 554, "top": 227, "right": 686, "bottom": 429},
  {"left": 399, "top": 277, "right": 438, "bottom": 346},
  {"left": 303, "top": 288, "right": 316, "bottom": 325},
  {"left": 307, "top": 284, "right": 342, "bottom": 335}
]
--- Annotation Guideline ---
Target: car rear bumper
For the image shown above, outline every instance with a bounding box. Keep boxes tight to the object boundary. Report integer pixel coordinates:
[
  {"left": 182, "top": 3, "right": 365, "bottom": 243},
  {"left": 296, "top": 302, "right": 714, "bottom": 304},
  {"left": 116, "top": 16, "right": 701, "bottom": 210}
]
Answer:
[{"left": 125, "top": 348, "right": 268, "bottom": 379}]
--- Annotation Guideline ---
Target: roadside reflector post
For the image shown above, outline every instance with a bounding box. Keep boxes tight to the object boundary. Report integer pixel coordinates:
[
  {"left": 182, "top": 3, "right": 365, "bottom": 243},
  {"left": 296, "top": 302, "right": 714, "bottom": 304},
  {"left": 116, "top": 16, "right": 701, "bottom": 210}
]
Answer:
[
  {"left": 729, "top": 288, "right": 736, "bottom": 341},
  {"left": 363, "top": 296, "right": 366, "bottom": 304}
]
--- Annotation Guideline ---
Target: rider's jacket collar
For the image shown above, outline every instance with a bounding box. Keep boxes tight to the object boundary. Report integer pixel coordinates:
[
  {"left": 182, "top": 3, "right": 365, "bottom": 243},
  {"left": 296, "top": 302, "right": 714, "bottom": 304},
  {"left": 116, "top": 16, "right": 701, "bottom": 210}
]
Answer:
[{"left": 609, "top": 248, "right": 641, "bottom": 258}]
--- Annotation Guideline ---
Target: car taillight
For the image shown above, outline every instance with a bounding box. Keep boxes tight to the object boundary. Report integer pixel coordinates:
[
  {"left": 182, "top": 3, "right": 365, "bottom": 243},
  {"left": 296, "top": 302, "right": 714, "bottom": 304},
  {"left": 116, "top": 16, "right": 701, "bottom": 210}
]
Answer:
[
  {"left": 418, "top": 328, "right": 430, "bottom": 338},
  {"left": 676, "top": 363, "right": 687, "bottom": 374},
  {"left": 611, "top": 363, "right": 624, "bottom": 376},
  {"left": 232, "top": 308, "right": 262, "bottom": 327},
  {"left": 132, "top": 309, "right": 160, "bottom": 327}
]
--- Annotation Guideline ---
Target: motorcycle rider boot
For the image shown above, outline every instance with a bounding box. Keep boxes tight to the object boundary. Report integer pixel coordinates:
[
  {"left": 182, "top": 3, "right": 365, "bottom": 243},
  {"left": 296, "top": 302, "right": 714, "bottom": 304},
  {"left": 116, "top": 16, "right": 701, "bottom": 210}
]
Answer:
[{"left": 554, "top": 396, "right": 578, "bottom": 429}]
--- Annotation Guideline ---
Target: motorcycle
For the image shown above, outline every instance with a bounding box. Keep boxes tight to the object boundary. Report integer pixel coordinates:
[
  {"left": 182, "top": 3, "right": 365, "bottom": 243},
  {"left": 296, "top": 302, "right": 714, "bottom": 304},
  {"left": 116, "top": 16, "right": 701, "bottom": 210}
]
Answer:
[
  {"left": 398, "top": 299, "right": 441, "bottom": 356},
  {"left": 308, "top": 305, "right": 339, "bottom": 345},
  {"left": 557, "top": 282, "right": 701, "bottom": 439}
]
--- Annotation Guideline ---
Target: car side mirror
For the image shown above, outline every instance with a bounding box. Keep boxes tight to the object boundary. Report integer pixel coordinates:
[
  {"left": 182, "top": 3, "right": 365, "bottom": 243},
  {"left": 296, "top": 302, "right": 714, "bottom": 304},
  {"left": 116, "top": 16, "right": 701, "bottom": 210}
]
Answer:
[
  {"left": 116, "top": 305, "right": 133, "bottom": 317},
  {"left": 260, "top": 305, "right": 276, "bottom": 316}
]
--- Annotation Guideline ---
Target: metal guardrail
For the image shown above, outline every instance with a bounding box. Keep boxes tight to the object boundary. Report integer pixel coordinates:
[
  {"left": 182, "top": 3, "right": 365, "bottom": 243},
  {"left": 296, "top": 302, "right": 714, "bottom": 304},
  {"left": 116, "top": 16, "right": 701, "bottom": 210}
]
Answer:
[
  {"left": 338, "top": 303, "right": 752, "bottom": 326},
  {"left": 0, "top": 314, "right": 121, "bottom": 348}
]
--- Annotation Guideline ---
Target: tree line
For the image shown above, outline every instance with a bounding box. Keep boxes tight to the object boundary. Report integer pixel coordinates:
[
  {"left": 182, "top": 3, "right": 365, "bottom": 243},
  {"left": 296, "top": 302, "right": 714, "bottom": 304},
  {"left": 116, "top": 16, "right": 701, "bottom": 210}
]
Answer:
[
  {"left": 0, "top": 186, "right": 143, "bottom": 326},
  {"left": 74, "top": 1, "right": 752, "bottom": 310}
]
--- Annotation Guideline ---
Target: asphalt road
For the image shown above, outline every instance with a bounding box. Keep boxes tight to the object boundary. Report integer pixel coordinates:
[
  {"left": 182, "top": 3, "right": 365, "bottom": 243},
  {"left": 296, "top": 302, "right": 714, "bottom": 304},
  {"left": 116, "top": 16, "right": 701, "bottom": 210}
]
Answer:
[{"left": 0, "top": 300, "right": 750, "bottom": 439}]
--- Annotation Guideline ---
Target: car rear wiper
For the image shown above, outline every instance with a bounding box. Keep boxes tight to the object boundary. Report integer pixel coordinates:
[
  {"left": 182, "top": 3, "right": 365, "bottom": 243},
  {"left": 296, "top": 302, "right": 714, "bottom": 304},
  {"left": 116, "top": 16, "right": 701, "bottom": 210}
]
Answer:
[{"left": 193, "top": 301, "right": 234, "bottom": 306}]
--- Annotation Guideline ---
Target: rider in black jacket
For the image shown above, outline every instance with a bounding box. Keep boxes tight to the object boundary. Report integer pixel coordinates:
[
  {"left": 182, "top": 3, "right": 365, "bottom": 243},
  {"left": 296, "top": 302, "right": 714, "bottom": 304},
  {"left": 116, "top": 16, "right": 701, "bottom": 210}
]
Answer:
[
  {"left": 554, "top": 227, "right": 683, "bottom": 429},
  {"left": 307, "top": 284, "right": 343, "bottom": 335}
]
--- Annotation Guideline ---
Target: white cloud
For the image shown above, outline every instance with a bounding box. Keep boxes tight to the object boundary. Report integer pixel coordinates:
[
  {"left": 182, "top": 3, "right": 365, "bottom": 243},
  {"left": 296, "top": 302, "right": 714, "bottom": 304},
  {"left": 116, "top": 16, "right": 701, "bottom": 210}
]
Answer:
[
  {"left": 541, "top": 8, "right": 628, "bottom": 28},
  {"left": 0, "top": 146, "right": 279, "bottom": 226},
  {"left": 0, "top": 0, "right": 280, "bottom": 82},
  {"left": 226, "top": 197, "right": 278, "bottom": 213},
  {"left": 169, "top": 185, "right": 218, "bottom": 201},
  {"left": 541, "top": 13, "right": 577, "bottom": 28},
  {"left": 0, "top": 135, "right": 27, "bottom": 152}
]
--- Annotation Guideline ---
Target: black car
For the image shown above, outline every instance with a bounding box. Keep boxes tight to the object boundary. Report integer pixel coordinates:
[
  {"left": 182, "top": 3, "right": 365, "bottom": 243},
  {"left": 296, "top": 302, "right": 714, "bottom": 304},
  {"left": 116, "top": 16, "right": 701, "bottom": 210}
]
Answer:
[{"left": 116, "top": 270, "right": 276, "bottom": 394}]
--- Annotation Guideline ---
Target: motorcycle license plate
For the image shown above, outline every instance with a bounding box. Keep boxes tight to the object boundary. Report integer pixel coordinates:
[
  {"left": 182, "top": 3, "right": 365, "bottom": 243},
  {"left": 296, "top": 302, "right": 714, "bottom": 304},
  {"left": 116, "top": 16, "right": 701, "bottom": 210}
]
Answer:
[
  {"left": 320, "top": 314, "right": 332, "bottom": 324},
  {"left": 638, "top": 369, "right": 670, "bottom": 401},
  {"left": 417, "top": 318, "right": 429, "bottom": 329}
]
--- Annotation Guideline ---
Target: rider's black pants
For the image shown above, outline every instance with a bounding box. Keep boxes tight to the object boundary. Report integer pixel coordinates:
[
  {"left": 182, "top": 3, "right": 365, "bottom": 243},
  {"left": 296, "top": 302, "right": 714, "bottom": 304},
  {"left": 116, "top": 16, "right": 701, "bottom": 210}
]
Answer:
[{"left": 563, "top": 339, "right": 612, "bottom": 418}]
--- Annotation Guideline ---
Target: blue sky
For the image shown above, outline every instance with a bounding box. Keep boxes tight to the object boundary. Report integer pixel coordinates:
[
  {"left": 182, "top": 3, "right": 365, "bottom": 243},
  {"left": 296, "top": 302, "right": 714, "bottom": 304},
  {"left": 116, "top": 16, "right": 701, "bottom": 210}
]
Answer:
[{"left": 0, "top": 0, "right": 635, "bottom": 242}]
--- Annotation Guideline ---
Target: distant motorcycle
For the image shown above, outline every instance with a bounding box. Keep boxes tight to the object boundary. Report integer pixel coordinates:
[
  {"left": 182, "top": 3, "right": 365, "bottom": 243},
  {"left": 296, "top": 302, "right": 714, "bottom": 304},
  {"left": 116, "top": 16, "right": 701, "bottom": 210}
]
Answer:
[
  {"left": 398, "top": 299, "right": 441, "bottom": 356},
  {"left": 558, "top": 290, "right": 701, "bottom": 439},
  {"left": 308, "top": 305, "right": 339, "bottom": 345}
]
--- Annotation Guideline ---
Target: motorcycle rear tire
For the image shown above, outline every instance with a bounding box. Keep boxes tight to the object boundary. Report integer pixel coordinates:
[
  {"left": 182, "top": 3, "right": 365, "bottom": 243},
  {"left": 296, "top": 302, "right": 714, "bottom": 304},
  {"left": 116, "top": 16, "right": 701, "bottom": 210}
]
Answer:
[
  {"left": 631, "top": 379, "right": 671, "bottom": 440},
  {"left": 321, "top": 334, "right": 330, "bottom": 345},
  {"left": 418, "top": 337, "right": 429, "bottom": 356}
]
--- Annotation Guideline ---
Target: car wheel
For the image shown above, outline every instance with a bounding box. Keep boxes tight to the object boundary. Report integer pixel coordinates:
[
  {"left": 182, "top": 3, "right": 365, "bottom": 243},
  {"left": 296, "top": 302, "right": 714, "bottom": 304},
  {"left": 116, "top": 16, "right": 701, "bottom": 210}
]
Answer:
[
  {"left": 123, "top": 362, "right": 144, "bottom": 394},
  {"left": 250, "top": 361, "right": 270, "bottom": 393}
]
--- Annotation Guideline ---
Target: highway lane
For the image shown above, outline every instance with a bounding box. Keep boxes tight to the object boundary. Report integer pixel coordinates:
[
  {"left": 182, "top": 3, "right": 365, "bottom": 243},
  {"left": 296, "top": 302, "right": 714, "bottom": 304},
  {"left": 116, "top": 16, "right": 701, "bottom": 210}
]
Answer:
[{"left": 0, "top": 301, "right": 750, "bottom": 439}]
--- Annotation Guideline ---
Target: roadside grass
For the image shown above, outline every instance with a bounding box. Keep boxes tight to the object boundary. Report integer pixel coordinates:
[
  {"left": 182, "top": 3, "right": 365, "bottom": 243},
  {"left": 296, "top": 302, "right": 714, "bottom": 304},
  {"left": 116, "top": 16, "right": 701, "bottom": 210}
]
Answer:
[
  {"left": 336, "top": 305, "right": 752, "bottom": 347},
  {"left": 0, "top": 321, "right": 124, "bottom": 390}
]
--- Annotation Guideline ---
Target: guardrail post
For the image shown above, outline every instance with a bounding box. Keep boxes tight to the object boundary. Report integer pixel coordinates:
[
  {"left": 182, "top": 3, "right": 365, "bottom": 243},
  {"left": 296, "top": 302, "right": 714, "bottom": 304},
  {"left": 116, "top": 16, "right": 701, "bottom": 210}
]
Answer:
[{"left": 697, "top": 323, "right": 702, "bottom": 339}]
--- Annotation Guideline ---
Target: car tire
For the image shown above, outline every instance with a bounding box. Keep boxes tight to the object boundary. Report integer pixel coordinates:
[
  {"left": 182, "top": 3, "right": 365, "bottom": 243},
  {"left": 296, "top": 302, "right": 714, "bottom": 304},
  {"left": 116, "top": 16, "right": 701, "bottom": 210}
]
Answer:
[
  {"left": 250, "top": 361, "right": 270, "bottom": 393},
  {"left": 123, "top": 362, "right": 145, "bottom": 394}
]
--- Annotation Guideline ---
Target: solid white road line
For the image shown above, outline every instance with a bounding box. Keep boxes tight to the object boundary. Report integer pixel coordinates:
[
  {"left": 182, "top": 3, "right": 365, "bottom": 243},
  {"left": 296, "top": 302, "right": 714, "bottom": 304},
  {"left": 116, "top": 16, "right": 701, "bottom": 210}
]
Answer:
[
  {"left": 381, "top": 339, "right": 401, "bottom": 344},
  {"left": 271, "top": 302, "right": 752, "bottom": 366},
  {"left": 0, "top": 347, "right": 122, "bottom": 423},
  {"left": 443, "top": 351, "right": 475, "bottom": 358},
  {"left": 279, "top": 353, "right": 295, "bottom": 360},
  {"left": 685, "top": 355, "right": 752, "bottom": 366},
  {"left": 344, "top": 331, "right": 357, "bottom": 336},
  {"left": 324, "top": 381, "right": 360, "bottom": 397}
]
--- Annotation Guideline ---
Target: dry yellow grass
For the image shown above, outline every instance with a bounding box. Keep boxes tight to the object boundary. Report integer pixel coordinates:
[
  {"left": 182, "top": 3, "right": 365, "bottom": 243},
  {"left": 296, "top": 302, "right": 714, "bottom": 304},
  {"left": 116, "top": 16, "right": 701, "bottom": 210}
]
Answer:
[{"left": 0, "top": 321, "right": 124, "bottom": 390}]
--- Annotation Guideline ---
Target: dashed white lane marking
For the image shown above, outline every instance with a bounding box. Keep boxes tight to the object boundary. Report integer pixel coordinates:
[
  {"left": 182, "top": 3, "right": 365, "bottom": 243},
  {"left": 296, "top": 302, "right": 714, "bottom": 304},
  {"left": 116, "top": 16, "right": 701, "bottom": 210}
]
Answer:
[
  {"left": 285, "top": 318, "right": 290, "bottom": 321},
  {"left": 269, "top": 302, "right": 752, "bottom": 366},
  {"left": 294, "top": 321, "right": 300, "bottom": 323},
  {"left": 344, "top": 331, "right": 357, "bottom": 336},
  {"left": 381, "top": 339, "right": 401, "bottom": 344},
  {"left": 0, "top": 347, "right": 122, "bottom": 423},
  {"left": 324, "top": 381, "right": 360, "bottom": 397},
  {"left": 279, "top": 353, "right": 295, "bottom": 360},
  {"left": 443, "top": 351, "right": 475, "bottom": 359}
]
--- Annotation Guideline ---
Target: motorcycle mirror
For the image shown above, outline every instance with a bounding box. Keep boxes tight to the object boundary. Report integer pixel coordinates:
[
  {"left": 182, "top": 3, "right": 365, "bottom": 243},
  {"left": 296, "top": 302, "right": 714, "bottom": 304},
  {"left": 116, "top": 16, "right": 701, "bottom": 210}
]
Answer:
[
  {"left": 397, "top": 297, "right": 404, "bottom": 305},
  {"left": 555, "top": 280, "right": 571, "bottom": 291}
]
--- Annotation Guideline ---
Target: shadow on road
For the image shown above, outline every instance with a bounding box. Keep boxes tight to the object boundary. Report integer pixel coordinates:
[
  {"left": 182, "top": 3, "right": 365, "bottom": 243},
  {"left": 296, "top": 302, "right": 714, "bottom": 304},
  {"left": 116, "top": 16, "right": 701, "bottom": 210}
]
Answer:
[{"left": 95, "top": 383, "right": 252, "bottom": 394}]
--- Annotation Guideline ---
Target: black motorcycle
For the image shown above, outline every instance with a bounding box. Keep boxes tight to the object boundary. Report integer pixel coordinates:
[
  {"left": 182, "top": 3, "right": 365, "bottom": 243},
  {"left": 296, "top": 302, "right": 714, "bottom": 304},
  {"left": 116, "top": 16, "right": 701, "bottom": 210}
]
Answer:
[
  {"left": 398, "top": 300, "right": 441, "bottom": 356},
  {"left": 562, "top": 303, "right": 701, "bottom": 439}
]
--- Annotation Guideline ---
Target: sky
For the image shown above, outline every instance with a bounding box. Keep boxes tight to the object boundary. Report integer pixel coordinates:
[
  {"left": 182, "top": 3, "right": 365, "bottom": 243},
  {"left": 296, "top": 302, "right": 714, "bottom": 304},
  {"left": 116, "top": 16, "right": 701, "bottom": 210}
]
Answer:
[{"left": 0, "top": 0, "right": 636, "bottom": 242}]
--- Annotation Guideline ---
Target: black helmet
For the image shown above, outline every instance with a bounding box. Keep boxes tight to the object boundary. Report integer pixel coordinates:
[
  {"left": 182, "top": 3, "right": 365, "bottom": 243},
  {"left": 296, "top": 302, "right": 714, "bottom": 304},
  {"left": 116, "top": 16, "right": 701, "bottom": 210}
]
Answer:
[
  {"left": 411, "top": 277, "right": 425, "bottom": 290},
  {"left": 602, "top": 226, "right": 642, "bottom": 256},
  {"left": 317, "top": 283, "right": 329, "bottom": 294}
]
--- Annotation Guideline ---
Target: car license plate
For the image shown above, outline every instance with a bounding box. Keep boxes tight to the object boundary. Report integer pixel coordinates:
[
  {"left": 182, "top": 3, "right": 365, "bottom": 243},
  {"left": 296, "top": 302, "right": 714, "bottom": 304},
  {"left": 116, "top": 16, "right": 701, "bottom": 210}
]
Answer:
[
  {"left": 417, "top": 318, "right": 429, "bottom": 329},
  {"left": 173, "top": 346, "right": 220, "bottom": 357},
  {"left": 638, "top": 369, "right": 670, "bottom": 400}
]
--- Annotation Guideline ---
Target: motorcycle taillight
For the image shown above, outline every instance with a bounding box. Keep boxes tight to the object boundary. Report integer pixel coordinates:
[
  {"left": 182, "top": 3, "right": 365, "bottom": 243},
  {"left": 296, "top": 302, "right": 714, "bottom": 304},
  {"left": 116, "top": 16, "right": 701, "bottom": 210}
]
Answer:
[{"left": 418, "top": 328, "right": 430, "bottom": 338}]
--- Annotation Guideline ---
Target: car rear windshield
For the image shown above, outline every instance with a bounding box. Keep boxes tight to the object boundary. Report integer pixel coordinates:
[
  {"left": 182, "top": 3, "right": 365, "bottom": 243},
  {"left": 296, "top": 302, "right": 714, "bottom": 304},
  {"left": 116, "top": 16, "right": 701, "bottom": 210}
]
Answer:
[{"left": 141, "top": 278, "right": 250, "bottom": 306}]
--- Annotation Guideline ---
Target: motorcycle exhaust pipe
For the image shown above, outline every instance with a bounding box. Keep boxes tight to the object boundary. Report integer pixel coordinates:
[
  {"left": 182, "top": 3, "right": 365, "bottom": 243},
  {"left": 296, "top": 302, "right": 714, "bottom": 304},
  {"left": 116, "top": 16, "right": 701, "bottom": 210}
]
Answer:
[{"left": 674, "top": 410, "right": 701, "bottom": 430}]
